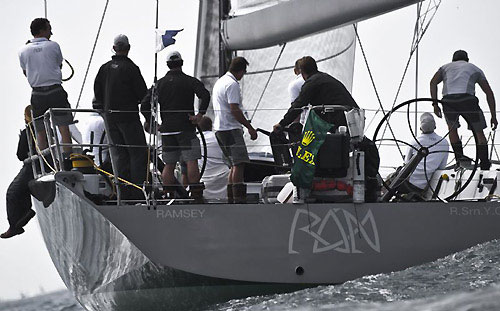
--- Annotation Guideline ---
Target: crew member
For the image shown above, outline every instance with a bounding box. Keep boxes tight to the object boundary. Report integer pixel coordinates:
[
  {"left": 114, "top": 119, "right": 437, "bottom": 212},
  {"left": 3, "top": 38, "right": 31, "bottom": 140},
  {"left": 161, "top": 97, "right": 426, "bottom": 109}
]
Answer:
[
  {"left": 400, "top": 112, "right": 449, "bottom": 194},
  {"left": 274, "top": 56, "right": 359, "bottom": 132},
  {"left": 197, "top": 116, "right": 230, "bottom": 200},
  {"left": 287, "top": 59, "right": 306, "bottom": 151},
  {"left": 212, "top": 57, "right": 257, "bottom": 203},
  {"left": 141, "top": 51, "right": 210, "bottom": 203},
  {"left": 431, "top": 50, "right": 497, "bottom": 170},
  {"left": 81, "top": 110, "right": 109, "bottom": 168},
  {"left": 288, "top": 59, "right": 305, "bottom": 104},
  {"left": 18, "top": 18, "right": 74, "bottom": 157},
  {"left": 1, "top": 106, "right": 36, "bottom": 239},
  {"left": 93, "top": 34, "right": 148, "bottom": 200}
]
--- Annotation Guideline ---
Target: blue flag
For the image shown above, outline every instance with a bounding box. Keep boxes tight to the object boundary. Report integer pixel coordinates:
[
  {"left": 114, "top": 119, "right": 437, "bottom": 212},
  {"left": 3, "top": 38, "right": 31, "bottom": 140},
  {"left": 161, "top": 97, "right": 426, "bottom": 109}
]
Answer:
[{"left": 155, "top": 29, "right": 183, "bottom": 52}]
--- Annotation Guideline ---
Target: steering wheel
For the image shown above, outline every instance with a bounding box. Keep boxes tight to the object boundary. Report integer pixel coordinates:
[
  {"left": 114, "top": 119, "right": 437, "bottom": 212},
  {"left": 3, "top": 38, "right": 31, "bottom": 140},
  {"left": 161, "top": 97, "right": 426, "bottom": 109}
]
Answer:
[{"left": 372, "top": 98, "right": 479, "bottom": 202}]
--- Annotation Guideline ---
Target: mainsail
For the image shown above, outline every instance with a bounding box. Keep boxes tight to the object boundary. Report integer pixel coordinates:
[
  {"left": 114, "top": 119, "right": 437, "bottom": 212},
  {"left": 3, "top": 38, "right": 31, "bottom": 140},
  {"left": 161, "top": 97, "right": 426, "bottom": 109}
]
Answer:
[{"left": 195, "top": 0, "right": 421, "bottom": 153}]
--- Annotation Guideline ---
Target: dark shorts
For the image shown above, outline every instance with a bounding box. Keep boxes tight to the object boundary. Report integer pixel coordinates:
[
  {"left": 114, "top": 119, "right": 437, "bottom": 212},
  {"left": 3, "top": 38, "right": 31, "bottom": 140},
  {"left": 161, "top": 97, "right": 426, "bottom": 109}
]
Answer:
[
  {"left": 31, "top": 85, "right": 74, "bottom": 131},
  {"left": 215, "top": 129, "right": 249, "bottom": 167},
  {"left": 442, "top": 94, "right": 487, "bottom": 131},
  {"left": 162, "top": 131, "right": 201, "bottom": 164}
]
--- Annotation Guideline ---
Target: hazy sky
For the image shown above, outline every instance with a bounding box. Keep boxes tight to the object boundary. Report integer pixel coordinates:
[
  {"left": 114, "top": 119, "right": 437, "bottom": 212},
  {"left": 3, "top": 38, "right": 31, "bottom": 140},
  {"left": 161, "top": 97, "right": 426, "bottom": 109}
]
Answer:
[{"left": 1, "top": 0, "right": 499, "bottom": 301}]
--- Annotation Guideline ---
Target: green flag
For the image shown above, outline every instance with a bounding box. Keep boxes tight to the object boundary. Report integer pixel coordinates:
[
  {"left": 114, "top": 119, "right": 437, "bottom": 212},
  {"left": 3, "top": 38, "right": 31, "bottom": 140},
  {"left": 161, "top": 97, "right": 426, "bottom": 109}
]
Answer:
[{"left": 291, "top": 110, "right": 333, "bottom": 189}]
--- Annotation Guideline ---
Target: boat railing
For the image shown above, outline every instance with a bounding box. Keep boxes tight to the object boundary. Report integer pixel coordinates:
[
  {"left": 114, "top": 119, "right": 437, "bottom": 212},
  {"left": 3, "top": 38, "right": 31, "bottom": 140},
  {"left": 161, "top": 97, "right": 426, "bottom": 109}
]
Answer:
[{"left": 27, "top": 108, "right": 127, "bottom": 204}]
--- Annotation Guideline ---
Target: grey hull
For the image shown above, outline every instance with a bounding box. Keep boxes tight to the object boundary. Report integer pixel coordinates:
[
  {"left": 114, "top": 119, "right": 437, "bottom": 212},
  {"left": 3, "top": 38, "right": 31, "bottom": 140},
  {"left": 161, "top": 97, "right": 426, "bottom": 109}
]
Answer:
[
  {"left": 34, "top": 180, "right": 309, "bottom": 311},
  {"left": 34, "top": 175, "right": 500, "bottom": 310}
]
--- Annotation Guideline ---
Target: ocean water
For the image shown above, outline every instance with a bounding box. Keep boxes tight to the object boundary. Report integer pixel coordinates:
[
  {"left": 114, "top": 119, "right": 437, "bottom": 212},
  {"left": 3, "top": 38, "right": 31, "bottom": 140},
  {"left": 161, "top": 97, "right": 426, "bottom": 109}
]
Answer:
[{"left": 2, "top": 240, "right": 500, "bottom": 311}]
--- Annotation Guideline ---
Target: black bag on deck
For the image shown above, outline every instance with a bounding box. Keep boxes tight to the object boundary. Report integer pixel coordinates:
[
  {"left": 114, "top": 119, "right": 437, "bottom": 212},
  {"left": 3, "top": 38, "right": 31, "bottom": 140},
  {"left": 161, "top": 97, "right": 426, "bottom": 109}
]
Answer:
[
  {"left": 315, "top": 133, "right": 350, "bottom": 178},
  {"left": 270, "top": 130, "right": 293, "bottom": 170}
]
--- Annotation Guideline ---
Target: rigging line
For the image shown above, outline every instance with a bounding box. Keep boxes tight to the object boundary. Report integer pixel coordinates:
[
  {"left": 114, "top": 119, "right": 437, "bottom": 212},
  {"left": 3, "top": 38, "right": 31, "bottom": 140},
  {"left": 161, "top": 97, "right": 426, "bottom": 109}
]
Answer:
[
  {"left": 74, "top": 0, "right": 110, "bottom": 113},
  {"left": 353, "top": 24, "right": 404, "bottom": 159},
  {"left": 249, "top": 42, "right": 287, "bottom": 121},
  {"left": 368, "top": 0, "right": 442, "bottom": 130},
  {"left": 378, "top": 2, "right": 441, "bottom": 149},
  {"left": 199, "top": 37, "right": 356, "bottom": 80}
]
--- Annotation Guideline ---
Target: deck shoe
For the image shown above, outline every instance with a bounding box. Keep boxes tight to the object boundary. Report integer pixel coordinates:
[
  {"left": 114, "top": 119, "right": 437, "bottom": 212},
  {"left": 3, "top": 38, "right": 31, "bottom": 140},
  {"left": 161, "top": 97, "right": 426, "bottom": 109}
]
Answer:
[
  {"left": 189, "top": 183, "right": 205, "bottom": 204},
  {"left": 232, "top": 183, "right": 247, "bottom": 204},
  {"left": 227, "top": 184, "right": 234, "bottom": 204},
  {"left": 477, "top": 144, "right": 491, "bottom": 170},
  {"left": 1, "top": 227, "right": 25, "bottom": 239},
  {"left": 14, "top": 209, "right": 36, "bottom": 229}
]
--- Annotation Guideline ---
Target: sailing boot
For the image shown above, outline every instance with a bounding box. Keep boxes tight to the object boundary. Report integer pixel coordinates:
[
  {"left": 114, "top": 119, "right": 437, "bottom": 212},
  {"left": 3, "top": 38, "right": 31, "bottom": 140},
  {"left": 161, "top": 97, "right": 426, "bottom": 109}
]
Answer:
[
  {"left": 227, "top": 184, "right": 234, "bottom": 204},
  {"left": 232, "top": 183, "right": 247, "bottom": 204},
  {"left": 477, "top": 144, "right": 491, "bottom": 170},
  {"left": 189, "top": 183, "right": 205, "bottom": 204}
]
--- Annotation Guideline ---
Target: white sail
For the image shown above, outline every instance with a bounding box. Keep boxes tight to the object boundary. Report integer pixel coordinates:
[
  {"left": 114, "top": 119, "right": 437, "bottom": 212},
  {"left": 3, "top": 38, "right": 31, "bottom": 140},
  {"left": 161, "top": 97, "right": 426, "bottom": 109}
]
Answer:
[
  {"left": 223, "top": 0, "right": 421, "bottom": 50},
  {"left": 195, "top": 0, "right": 356, "bottom": 153}
]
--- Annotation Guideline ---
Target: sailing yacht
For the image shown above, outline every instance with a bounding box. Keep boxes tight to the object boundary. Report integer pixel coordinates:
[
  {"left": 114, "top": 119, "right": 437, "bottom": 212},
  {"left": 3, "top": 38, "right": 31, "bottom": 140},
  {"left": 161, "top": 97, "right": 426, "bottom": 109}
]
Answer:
[{"left": 28, "top": 1, "right": 500, "bottom": 310}]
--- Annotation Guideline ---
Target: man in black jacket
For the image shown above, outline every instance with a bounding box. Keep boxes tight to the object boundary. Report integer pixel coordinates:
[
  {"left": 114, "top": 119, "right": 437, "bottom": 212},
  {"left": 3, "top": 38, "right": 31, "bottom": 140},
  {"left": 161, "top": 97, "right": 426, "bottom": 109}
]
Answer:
[
  {"left": 142, "top": 51, "right": 210, "bottom": 202},
  {"left": 274, "top": 56, "right": 359, "bottom": 131},
  {"left": 94, "top": 34, "right": 148, "bottom": 200},
  {"left": 1, "top": 106, "right": 36, "bottom": 239}
]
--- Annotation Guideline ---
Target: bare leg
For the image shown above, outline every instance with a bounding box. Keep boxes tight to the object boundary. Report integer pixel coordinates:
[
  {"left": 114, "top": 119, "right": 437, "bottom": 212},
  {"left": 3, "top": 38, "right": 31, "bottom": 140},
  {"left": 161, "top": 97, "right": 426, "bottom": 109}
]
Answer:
[
  {"left": 36, "top": 131, "right": 48, "bottom": 150},
  {"left": 162, "top": 163, "right": 177, "bottom": 187},
  {"left": 58, "top": 125, "right": 72, "bottom": 153},
  {"left": 448, "top": 127, "right": 460, "bottom": 144},
  {"left": 186, "top": 160, "right": 200, "bottom": 184},
  {"left": 231, "top": 164, "right": 245, "bottom": 184}
]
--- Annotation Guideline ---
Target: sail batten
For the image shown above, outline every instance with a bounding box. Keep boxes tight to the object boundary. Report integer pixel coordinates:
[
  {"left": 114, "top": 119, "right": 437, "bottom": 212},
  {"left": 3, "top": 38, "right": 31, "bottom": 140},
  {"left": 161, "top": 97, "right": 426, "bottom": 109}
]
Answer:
[{"left": 223, "top": 0, "right": 421, "bottom": 50}]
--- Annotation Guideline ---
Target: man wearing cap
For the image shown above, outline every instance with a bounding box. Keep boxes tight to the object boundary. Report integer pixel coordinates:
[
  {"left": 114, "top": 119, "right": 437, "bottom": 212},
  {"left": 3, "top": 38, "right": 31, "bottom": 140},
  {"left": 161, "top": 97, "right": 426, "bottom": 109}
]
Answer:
[
  {"left": 94, "top": 34, "right": 148, "bottom": 200},
  {"left": 212, "top": 57, "right": 257, "bottom": 204},
  {"left": 18, "top": 18, "right": 74, "bottom": 156},
  {"left": 400, "top": 112, "right": 449, "bottom": 194},
  {"left": 141, "top": 51, "right": 210, "bottom": 202},
  {"left": 431, "top": 50, "right": 497, "bottom": 170}
]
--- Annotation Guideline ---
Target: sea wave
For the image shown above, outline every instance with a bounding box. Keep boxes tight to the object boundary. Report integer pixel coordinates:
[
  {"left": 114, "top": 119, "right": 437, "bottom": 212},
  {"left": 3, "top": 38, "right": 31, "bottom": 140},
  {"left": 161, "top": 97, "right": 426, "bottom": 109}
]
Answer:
[{"left": 3, "top": 239, "right": 500, "bottom": 311}]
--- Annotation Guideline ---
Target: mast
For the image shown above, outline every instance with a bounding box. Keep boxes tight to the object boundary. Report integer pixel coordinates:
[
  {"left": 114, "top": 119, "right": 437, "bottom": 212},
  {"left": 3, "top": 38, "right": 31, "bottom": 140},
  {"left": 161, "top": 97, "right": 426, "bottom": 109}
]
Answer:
[
  {"left": 219, "top": 0, "right": 231, "bottom": 77},
  {"left": 223, "top": 0, "right": 421, "bottom": 50}
]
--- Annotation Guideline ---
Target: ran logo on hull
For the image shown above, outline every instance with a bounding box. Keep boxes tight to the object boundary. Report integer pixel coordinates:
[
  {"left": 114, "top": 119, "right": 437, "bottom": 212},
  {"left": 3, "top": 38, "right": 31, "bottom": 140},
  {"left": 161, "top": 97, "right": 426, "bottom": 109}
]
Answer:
[{"left": 288, "top": 208, "right": 381, "bottom": 254}]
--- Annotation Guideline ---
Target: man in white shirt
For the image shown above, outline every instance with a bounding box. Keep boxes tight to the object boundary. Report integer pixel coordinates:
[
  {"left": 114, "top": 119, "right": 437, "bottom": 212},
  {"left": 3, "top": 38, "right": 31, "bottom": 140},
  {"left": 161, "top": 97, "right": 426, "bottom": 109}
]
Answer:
[
  {"left": 401, "top": 113, "right": 449, "bottom": 193},
  {"left": 287, "top": 59, "right": 306, "bottom": 152},
  {"left": 288, "top": 59, "right": 305, "bottom": 103},
  {"left": 18, "top": 18, "right": 73, "bottom": 157},
  {"left": 431, "top": 50, "right": 497, "bottom": 170},
  {"left": 81, "top": 112, "right": 108, "bottom": 167},
  {"left": 212, "top": 57, "right": 257, "bottom": 203},
  {"left": 197, "top": 116, "right": 230, "bottom": 200}
]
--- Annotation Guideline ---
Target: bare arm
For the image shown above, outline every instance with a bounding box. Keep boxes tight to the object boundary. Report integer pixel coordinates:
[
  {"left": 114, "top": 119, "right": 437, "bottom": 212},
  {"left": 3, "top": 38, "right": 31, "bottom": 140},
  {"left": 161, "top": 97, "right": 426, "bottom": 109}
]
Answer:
[
  {"left": 230, "top": 103, "right": 257, "bottom": 140},
  {"left": 479, "top": 79, "right": 498, "bottom": 130},
  {"left": 430, "top": 70, "right": 443, "bottom": 118}
]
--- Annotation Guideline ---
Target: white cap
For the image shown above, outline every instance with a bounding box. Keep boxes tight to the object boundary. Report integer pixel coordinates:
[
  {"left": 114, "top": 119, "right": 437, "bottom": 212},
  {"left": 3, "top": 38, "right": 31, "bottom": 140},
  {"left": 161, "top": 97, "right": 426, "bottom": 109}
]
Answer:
[
  {"left": 113, "top": 34, "right": 129, "bottom": 47},
  {"left": 166, "top": 51, "right": 183, "bottom": 62},
  {"left": 420, "top": 112, "right": 436, "bottom": 133}
]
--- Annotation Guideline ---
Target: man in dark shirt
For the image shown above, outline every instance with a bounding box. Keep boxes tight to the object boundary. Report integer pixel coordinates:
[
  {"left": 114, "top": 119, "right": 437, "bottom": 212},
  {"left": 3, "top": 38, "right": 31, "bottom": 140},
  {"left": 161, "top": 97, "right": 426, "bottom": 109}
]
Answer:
[
  {"left": 274, "top": 56, "right": 359, "bottom": 131},
  {"left": 1, "top": 106, "right": 36, "bottom": 239},
  {"left": 94, "top": 34, "right": 148, "bottom": 200},
  {"left": 141, "top": 51, "right": 210, "bottom": 202}
]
